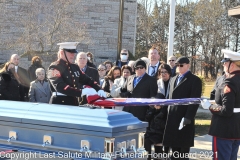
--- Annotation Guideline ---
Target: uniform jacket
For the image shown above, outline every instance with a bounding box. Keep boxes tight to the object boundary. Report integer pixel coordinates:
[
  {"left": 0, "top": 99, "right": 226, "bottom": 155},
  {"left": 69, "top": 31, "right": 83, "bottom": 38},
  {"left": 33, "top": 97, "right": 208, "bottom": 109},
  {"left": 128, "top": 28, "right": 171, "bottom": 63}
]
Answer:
[
  {"left": 48, "top": 59, "right": 101, "bottom": 105},
  {"left": 0, "top": 71, "right": 21, "bottom": 101},
  {"left": 84, "top": 66, "right": 100, "bottom": 84},
  {"left": 78, "top": 66, "right": 99, "bottom": 105},
  {"left": 163, "top": 71, "right": 202, "bottom": 148},
  {"left": 122, "top": 73, "right": 158, "bottom": 121},
  {"left": 209, "top": 71, "right": 240, "bottom": 139},
  {"left": 29, "top": 80, "right": 51, "bottom": 103}
]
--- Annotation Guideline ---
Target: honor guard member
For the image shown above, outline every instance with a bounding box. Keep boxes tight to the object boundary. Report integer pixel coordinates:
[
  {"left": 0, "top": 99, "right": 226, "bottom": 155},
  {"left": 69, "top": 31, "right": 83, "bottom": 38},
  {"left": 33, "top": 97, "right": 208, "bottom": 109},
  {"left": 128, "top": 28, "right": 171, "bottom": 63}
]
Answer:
[
  {"left": 202, "top": 49, "right": 240, "bottom": 160},
  {"left": 48, "top": 42, "right": 106, "bottom": 106}
]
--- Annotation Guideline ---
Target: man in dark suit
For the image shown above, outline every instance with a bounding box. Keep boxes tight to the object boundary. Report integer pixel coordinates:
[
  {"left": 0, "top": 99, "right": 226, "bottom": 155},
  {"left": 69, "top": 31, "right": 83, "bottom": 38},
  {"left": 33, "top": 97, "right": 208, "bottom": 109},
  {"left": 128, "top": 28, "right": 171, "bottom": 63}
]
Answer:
[
  {"left": 76, "top": 52, "right": 100, "bottom": 104},
  {"left": 10, "top": 54, "right": 31, "bottom": 101},
  {"left": 121, "top": 59, "right": 158, "bottom": 121},
  {"left": 147, "top": 47, "right": 161, "bottom": 79},
  {"left": 76, "top": 52, "right": 99, "bottom": 84},
  {"left": 163, "top": 57, "right": 202, "bottom": 160}
]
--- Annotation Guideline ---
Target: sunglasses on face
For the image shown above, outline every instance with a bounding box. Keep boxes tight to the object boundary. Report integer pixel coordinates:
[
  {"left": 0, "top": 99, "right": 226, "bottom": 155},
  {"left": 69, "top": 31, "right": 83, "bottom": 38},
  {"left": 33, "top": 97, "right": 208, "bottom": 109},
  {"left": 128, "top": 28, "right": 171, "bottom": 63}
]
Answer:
[
  {"left": 98, "top": 69, "right": 106, "bottom": 71},
  {"left": 169, "top": 60, "right": 175, "bottom": 62},
  {"left": 160, "top": 71, "right": 168, "bottom": 74},
  {"left": 135, "top": 66, "right": 144, "bottom": 70},
  {"left": 176, "top": 64, "right": 184, "bottom": 67},
  {"left": 121, "top": 53, "right": 127, "bottom": 55}
]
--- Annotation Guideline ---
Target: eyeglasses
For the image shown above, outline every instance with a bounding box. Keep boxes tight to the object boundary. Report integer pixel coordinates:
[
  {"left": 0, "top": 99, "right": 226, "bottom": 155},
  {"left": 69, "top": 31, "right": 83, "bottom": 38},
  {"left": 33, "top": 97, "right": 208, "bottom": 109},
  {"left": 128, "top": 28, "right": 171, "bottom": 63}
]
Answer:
[
  {"left": 169, "top": 60, "right": 175, "bottom": 62},
  {"left": 160, "top": 71, "right": 168, "bottom": 74},
  {"left": 135, "top": 66, "right": 144, "bottom": 70},
  {"left": 121, "top": 53, "right": 127, "bottom": 55},
  {"left": 98, "top": 69, "right": 106, "bottom": 71},
  {"left": 176, "top": 64, "right": 184, "bottom": 67}
]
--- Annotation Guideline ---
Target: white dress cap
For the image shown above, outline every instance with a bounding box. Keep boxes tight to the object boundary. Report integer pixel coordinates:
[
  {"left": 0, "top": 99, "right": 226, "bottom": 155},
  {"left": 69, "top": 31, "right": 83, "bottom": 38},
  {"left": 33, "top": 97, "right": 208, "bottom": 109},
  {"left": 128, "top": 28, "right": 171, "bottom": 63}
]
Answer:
[
  {"left": 221, "top": 49, "right": 240, "bottom": 62},
  {"left": 57, "top": 42, "right": 79, "bottom": 50}
]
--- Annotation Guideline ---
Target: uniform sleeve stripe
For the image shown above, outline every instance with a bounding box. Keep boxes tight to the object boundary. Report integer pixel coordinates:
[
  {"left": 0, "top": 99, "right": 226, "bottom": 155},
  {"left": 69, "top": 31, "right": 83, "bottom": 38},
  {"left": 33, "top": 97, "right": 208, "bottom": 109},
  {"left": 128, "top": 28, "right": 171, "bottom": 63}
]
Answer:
[{"left": 64, "top": 85, "right": 70, "bottom": 90}]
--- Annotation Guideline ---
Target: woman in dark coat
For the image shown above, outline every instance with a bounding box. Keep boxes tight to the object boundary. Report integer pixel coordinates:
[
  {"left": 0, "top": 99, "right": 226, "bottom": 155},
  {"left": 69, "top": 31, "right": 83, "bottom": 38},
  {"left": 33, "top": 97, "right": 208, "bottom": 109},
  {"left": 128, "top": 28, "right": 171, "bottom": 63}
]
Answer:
[
  {"left": 144, "top": 64, "right": 172, "bottom": 160},
  {"left": 0, "top": 62, "right": 22, "bottom": 101},
  {"left": 27, "top": 56, "right": 44, "bottom": 82}
]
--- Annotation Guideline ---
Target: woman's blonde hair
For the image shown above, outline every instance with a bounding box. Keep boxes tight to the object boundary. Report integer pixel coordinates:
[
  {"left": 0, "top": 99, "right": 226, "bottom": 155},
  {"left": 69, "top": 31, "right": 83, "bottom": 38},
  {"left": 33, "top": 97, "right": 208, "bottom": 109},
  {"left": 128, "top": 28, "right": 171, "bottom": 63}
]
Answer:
[
  {"left": 233, "top": 61, "right": 240, "bottom": 68},
  {"left": 0, "top": 62, "right": 14, "bottom": 74}
]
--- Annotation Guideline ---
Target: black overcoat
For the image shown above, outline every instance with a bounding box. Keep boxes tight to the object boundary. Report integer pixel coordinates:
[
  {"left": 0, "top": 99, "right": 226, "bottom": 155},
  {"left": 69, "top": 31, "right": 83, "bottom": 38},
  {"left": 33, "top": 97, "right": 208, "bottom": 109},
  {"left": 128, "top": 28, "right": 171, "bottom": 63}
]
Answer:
[
  {"left": 122, "top": 73, "right": 158, "bottom": 121},
  {"left": 163, "top": 72, "right": 202, "bottom": 148}
]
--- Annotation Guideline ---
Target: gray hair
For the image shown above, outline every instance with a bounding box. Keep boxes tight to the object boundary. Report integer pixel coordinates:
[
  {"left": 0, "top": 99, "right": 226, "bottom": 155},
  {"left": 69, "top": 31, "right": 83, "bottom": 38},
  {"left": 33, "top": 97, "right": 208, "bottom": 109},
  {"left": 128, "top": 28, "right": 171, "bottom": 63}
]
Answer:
[
  {"left": 75, "top": 52, "right": 87, "bottom": 63},
  {"left": 35, "top": 68, "right": 45, "bottom": 76}
]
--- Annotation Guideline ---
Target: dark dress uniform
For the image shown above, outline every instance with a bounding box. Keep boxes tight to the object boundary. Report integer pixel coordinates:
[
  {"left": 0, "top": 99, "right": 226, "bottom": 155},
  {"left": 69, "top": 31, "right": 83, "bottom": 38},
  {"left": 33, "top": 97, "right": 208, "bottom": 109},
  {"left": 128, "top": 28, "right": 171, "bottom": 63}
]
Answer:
[
  {"left": 48, "top": 59, "right": 100, "bottom": 106},
  {"left": 209, "top": 70, "right": 240, "bottom": 160}
]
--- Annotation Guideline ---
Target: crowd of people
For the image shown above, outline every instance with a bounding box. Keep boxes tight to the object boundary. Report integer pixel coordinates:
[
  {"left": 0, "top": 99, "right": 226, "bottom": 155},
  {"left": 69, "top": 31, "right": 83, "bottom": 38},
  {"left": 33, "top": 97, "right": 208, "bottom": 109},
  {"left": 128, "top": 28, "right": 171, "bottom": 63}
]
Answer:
[{"left": 0, "top": 42, "right": 239, "bottom": 160}]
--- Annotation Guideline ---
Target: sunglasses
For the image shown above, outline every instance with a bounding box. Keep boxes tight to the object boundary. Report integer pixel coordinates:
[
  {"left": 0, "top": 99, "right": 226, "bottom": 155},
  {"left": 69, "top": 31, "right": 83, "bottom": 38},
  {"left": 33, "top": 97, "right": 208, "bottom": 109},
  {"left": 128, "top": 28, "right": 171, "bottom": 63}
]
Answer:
[
  {"left": 160, "top": 71, "right": 168, "bottom": 74},
  {"left": 98, "top": 69, "right": 106, "bottom": 71},
  {"left": 135, "top": 66, "right": 144, "bottom": 70},
  {"left": 169, "top": 60, "right": 175, "bottom": 62},
  {"left": 176, "top": 64, "right": 184, "bottom": 67},
  {"left": 121, "top": 53, "right": 127, "bottom": 55}
]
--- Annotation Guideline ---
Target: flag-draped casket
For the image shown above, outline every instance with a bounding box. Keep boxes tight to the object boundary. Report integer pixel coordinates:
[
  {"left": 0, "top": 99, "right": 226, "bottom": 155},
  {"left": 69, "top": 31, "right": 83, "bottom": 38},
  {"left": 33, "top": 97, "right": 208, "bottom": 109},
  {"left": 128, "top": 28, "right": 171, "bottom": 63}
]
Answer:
[{"left": 0, "top": 100, "right": 148, "bottom": 159}]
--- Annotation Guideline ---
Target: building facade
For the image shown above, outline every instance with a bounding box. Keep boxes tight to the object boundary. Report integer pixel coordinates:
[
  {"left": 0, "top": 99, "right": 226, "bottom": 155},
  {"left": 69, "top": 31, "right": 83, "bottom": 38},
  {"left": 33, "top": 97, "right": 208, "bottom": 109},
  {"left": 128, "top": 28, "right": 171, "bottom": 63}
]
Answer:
[{"left": 0, "top": 0, "right": 137, "bottom": 68}]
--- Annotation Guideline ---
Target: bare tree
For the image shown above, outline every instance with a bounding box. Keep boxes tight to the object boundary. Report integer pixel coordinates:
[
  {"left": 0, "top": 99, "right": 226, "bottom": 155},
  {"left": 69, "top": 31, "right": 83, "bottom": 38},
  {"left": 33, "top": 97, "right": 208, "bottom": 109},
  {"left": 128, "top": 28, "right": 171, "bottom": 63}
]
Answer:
[{"left": 0, "top": 0, "right": 89, "bottom": 56}]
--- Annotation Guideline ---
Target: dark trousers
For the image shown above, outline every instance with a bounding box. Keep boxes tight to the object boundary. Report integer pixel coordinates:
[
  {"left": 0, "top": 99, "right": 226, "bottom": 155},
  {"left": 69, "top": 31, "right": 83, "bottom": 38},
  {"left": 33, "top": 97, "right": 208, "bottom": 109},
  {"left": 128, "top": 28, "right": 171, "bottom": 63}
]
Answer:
[
  {"left": 144, "top": 138, "right": 169, "bottom": 160},
  {"left": 171, "top": 147, "right": 190, "bottom": 160},
  {"left": 213, "top": 136, "right": 240, "bottom": 160}
]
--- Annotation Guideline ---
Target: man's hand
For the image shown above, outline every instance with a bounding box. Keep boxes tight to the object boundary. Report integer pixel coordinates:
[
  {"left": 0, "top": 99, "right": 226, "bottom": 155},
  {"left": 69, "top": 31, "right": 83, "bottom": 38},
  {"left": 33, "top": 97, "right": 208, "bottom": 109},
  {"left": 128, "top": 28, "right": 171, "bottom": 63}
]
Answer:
[
  {"left": 154, "top": 105, "right": 161, "bottom": 109},
  {"left": 201, "top": 99, "right": 212, "bottom": 109},
  {"left": 81, "top": 88, "right": 97, "bottom": 97},
  {"left": 97, "top": 90, "right": 107, "bottom": 98}
]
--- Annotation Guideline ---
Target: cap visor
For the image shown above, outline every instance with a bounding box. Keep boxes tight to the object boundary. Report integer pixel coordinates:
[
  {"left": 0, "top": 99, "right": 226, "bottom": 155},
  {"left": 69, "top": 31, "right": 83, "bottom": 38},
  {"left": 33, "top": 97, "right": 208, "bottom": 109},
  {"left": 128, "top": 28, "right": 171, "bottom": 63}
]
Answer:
[
  {"left": 221, "top": 58, "right": 230, "bottom": 63},
  {"left": 63, "top": 49, "right": 78, "bottom": 53}
]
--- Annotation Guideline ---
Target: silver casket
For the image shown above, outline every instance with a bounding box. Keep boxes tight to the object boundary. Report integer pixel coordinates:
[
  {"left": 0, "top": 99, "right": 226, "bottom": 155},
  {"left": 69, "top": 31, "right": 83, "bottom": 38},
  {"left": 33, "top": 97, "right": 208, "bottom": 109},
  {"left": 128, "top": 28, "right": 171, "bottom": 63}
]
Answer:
[{"left": 0, "top": 100, "right": 148, "bottom": 160}]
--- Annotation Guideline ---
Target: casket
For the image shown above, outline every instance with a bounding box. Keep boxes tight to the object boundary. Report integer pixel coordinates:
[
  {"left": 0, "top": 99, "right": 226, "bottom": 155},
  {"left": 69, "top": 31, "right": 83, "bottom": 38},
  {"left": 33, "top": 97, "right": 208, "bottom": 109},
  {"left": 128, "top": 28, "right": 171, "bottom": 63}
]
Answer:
[{"left": 0, "top": 100, "right": 148, "bottom": 159}]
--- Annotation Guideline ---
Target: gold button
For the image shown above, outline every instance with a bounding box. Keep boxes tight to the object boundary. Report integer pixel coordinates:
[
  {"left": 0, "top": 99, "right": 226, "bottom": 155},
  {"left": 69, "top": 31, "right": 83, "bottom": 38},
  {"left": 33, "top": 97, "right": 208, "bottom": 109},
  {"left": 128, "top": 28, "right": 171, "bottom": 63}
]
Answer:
[
  {"left": 74, "top": 85, "right": 76, "bottom": 87},
  {"left": 73, "top": 80, "right": 75, "bottom": 82},
  {"left": 62, "top": 101, "right": 64, "bottom": 102},
  {"left": 66, "top": 63, "right": 68, "bottom": 65},
  {"left": 70, "top": 71, "right": 72, "bottom": 73}
]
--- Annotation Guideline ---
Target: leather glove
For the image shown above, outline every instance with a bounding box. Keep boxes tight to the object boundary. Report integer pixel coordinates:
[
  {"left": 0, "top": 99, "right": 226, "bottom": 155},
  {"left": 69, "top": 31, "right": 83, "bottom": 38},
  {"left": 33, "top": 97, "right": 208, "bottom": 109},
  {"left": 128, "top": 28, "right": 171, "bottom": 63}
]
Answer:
[
  {"left": 120, "top": 88, "right": 127, "bottom": 92},
  {"left": 97, "top": 90, "right": 107, "bottom": 98},
  {"left": 183, "top": 118, "right": 191, "bottom": 125},
  {"left": 119, "top": 92, "right": 131, "bottom": 98},
  {"left": 201, "top": 99, "right": 211, "bottom": 109},
  {"left": 81, "top": 88, "right": 97, "bottom": 97}
]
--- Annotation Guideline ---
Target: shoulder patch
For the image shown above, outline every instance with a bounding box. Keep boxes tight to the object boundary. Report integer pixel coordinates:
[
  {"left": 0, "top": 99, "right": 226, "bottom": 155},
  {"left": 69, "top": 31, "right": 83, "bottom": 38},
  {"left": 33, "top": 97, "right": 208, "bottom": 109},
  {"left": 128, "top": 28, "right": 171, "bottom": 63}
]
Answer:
[
  {"left": 224, "top": 85, "right": 231, "bottom": 94},
  {"left": 49, "top": 69, "right": 61, "bottom": 78}
]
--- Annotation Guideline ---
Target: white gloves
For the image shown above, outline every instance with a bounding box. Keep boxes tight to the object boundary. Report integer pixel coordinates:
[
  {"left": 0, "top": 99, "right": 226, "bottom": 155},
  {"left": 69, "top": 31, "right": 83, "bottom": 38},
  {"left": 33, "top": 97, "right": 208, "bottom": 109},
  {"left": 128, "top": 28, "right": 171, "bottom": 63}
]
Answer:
[
  {"left": 81, "top": 88, "right": 97, "bottom": 97},
  {"left": 201, "top": 99, "right": 212, "bottom": 109},
  {"left": 179, "top": 118, "right": 184, "bottom": 130},
  {"left": 97, "top": 90, "right": 107, "bottom": 98}
]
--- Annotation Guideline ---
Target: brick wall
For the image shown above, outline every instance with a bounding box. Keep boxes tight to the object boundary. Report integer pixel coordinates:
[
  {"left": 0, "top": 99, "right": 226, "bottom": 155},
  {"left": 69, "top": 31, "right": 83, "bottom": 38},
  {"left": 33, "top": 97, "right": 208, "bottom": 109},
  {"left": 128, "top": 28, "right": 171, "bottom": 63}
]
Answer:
[{"left": 0, "top": 0, "right": 137, "bottom": 69}]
